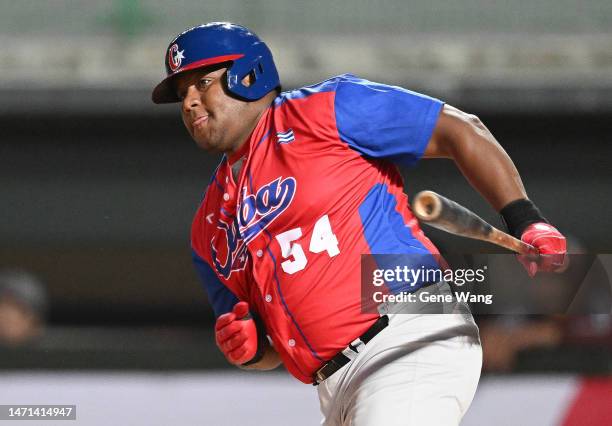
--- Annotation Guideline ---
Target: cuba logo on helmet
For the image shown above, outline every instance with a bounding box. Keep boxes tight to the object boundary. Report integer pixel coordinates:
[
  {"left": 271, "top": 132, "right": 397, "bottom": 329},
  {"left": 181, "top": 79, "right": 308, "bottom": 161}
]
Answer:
[{"left": 167, "top": 44, "right": 185, "bottom": 72}]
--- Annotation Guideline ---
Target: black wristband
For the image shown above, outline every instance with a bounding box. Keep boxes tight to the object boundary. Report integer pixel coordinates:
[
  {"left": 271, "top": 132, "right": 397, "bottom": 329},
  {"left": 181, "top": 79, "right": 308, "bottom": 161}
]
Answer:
[
  {"left": 499, "top": 198, "right": 548, "bottom": 238},
  {"left": 241, "top": 310, "right": 268, "bottom": 366}
]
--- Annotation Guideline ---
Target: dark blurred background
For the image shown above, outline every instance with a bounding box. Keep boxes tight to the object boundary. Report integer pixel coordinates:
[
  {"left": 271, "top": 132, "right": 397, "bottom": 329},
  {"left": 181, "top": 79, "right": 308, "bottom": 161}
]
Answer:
[{"left": 1, "top": 1, "right": 611, "bottom": 424}]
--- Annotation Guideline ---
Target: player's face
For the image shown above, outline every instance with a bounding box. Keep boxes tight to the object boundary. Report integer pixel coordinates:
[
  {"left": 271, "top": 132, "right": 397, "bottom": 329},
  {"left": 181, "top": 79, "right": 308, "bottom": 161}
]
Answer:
[{"left": 175, "top": 65, "right": 253, "bottom": 153}]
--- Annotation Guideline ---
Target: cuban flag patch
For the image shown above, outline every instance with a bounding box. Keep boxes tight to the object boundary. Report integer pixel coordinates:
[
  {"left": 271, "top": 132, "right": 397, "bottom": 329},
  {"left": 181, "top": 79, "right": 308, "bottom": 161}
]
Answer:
[{"left": 276, "top": 129, "right": 295, "bottom": 144}]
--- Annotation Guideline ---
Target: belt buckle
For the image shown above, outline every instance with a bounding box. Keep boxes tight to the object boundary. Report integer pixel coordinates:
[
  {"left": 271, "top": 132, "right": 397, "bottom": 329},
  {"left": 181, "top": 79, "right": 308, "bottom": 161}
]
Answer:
[
  {"left": 348, "top": 337, "right": 365, "bottom": 354},
  {"left": 314, "top": 367, "right": 326, "bottom": 386},
  {"left": 312, "top": 320, "right": 382, "bottom": 386},
  {"left": 378, "top": 301, "right": 390, "bottom": 315}
]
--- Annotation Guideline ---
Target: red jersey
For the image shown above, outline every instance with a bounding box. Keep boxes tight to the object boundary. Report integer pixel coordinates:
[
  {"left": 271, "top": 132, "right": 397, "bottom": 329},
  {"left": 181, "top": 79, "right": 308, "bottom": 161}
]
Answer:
[{"left": 191, "top": 74, "right": 443, "bottom": 383}]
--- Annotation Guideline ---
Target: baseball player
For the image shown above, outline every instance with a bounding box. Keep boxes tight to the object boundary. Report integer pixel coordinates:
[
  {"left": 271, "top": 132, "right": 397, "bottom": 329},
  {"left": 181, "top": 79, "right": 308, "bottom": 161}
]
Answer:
[{"left": 152, "top": 22, "right": 567, "bottom": 425}]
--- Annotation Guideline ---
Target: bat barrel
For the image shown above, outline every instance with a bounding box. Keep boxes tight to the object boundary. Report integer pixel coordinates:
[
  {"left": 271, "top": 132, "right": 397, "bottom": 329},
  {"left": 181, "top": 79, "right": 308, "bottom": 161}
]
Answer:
[
  {"left": 413, "top": 190, "right": 442, "bottom": 221},
  {"left": 412, "top": 190, "right": 538, "bottom": 255}
]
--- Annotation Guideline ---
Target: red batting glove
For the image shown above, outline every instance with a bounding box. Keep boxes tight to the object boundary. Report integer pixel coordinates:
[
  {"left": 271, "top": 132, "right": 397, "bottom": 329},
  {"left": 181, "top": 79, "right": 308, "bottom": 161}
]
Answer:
[
  {"left": 215, "top": 301, "right": 258, "bottom": 365},
  {"left": 518, "top": 223, "right": 567, "bottom": 277}
]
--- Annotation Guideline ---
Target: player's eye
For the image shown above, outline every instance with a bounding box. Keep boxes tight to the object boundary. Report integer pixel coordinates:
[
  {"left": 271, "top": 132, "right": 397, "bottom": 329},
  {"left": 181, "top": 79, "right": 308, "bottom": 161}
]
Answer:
[{"left": 197, "top": 78, "right": 212, "bottom": 90}]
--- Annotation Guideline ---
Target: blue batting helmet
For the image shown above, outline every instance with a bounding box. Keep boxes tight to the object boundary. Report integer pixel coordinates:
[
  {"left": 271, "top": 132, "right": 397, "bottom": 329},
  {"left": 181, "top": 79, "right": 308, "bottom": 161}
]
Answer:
[{"left": 152, "top": 22, "right": 280, "bottom": 103}]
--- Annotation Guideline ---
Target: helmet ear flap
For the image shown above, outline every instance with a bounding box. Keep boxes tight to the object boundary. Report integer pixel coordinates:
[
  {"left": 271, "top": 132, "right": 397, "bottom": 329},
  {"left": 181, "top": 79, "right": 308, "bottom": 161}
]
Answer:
[
  {"left": 227, "top": 56, "right": 262, "bottom": 100},
  {"left": 249, "top": 60, "right": 266, "bottom": 85},
  {"left": 226, "top": 44, "right": 279, "bottom": 100},
  {"left": 226, "top": 59, "right": 258, "bottom": 91}
]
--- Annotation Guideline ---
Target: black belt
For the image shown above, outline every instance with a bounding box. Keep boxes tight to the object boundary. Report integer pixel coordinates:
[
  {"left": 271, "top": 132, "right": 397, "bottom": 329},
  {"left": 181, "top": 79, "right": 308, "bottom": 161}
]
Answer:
[{"left": 313, "top": 315, "right": 389, "bottom": 385}]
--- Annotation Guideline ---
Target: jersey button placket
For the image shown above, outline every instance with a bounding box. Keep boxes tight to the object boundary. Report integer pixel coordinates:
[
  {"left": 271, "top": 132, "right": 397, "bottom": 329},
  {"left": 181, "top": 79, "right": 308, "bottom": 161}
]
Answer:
[{"left": 221, "top": 165, "right": 237, "bottom": 216}]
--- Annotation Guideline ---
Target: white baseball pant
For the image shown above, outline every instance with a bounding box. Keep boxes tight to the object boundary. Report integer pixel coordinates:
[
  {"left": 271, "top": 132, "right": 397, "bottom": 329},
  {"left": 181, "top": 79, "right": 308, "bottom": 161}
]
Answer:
[{"left": 317, "top": 283, "right": 482, "bottom": 426}]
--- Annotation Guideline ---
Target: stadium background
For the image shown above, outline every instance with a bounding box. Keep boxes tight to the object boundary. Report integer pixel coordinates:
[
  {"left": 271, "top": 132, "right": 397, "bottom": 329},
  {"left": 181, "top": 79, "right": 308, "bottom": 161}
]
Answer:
[{"left": 1, "top": 1, "right": 611, "bottom": 424}]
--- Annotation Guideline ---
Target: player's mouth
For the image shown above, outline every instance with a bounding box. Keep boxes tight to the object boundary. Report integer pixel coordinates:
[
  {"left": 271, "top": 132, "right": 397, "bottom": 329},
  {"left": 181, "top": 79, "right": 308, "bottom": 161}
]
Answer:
[{"left": 192, "top": 115, "right": 209, "bottom": 128}]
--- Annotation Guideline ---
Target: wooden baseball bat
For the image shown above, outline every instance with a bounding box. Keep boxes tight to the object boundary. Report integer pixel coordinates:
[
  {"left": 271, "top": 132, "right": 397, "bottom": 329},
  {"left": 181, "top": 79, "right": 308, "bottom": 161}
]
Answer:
[{"left": 412, "top": 191, "right": 538, "bottom": 255}]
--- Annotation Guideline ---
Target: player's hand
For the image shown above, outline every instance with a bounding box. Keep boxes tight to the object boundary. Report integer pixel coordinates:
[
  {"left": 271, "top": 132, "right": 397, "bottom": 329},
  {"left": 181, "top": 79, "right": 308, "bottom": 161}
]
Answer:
[
  {"left": 215, "top": 301, "right": 258, "bottom": 365},
  {"left": 518, "top": 223, "right": 567, "bottom": 277}
]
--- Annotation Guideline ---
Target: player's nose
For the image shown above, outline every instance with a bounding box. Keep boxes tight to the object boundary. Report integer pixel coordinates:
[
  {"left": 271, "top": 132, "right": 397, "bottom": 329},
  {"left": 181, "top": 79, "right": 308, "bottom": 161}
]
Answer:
[{"left": 182, "top": 85, "right": 202, "bottom": 112}]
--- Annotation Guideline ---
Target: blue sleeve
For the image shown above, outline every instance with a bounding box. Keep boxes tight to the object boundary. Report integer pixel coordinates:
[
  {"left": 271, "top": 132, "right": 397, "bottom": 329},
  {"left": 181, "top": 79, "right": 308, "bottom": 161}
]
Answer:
[
  {"left": 334, "top": 74, "right": 444, "bottom": 167},
  {"left": 192, "top": 249, "right": 239, "bottom": 318}
]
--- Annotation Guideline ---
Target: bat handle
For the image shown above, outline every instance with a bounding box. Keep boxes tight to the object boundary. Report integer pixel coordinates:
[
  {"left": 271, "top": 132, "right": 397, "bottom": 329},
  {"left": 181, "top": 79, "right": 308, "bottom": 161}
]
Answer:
[
  {"left": 495, "top": 229, "right": 538, "bottom": 255},
  {"left": 517, "top": 241, "right": 539, "bottom": 256}
]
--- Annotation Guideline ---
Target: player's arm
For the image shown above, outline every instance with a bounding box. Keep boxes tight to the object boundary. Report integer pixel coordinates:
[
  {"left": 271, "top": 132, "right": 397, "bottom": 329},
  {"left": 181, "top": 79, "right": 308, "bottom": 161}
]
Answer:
[
  {"left": 423, "top": 104, "right": 566, "bottom": 273},
  {"left": 423, "top": 104, "right": 525, "bottom": 210},
  {"left": 191, "top": 253, "right": 282, "bottom": 370},
  {"left": 238, "top": 341, "right": 282, "bottom": 371}
]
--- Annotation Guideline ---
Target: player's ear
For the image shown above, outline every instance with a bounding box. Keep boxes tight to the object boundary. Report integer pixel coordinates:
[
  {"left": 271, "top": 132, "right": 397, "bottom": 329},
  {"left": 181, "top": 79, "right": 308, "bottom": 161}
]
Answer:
[{"left": 241, "top": 71, "right": 256, "bottom": 88}]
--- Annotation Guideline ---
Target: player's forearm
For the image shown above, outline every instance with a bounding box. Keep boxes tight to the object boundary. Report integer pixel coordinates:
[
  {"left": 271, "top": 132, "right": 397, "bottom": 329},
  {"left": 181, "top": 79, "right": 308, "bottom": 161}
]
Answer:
[
  {"left": 451, "top": 125, "right": 526, "bottom": 211},
  {"left": 425, "top": 105, "right": 527, "bottom": 210},
  {"left": 238, "top": 341, "right": 282, "bottom": 371}
]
